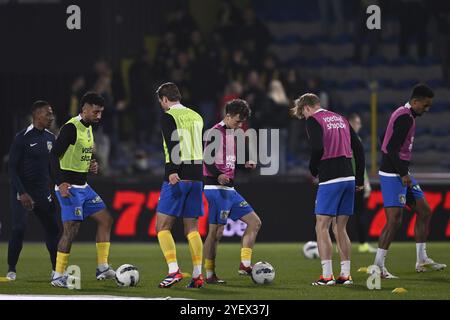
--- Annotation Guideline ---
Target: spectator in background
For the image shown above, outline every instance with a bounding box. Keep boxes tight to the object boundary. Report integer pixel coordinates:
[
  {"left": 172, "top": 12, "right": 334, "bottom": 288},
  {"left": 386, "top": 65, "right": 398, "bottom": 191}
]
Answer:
[
  {"left": 264, "top": 80, "right": 290, "bottom": 174},
  {"left": 66, "top": 76, "right": 86, "bottom": 122},
  {"left": 228, "top": 48, "right": 249, "bottom": 83},
  {"left": 154, "top": 32, "right": 178, "bottom": 80},
  {"left": 216, "top": 0, "right": 244, "bottom": 49},
  {"left": 283, "top": 69, "right": 305, "bottom": 100},
  {"left": 260, "top": 53, "right": 281, "bottom": 87},
  {"left": 220, "top": 81, "right": 243, "bottom": 117},
  {"left": 188, "top": 30, "right": 208, "bottom": 62},
  {"left": 190, "top": 45, "right": 222, "bottom": 129},
  {"left": 284, "top": 69, "right": 306, "bottom": 163},
  {"left": 129, "top": 48, "right": 156, "bottom": 145},
  {"left": 239, "top": 7, "right": 272, "bottom": 64},
  {"left": 347, "top": 113, "right": 376, "bottom": 253},
  {"left": 88, "top": 58, "right": 126, "bottom": 170},
  {"left": 243, "top": 71, "right": 266, "bottom": 129},
  {"left": 170, "top": 68, "right": 192, "bottom": 107},
  {"left": 264, "top": 80, "right": 290, "bottom": 128},
  {"left": 166, "top": 9, "right": 198, "bottom": 50}
]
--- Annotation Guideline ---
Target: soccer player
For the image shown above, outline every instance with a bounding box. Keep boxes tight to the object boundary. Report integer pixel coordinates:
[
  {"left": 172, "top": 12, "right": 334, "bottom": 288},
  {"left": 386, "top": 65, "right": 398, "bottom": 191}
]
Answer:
[
  {"left": 155, "top": 82, "right": 205, "bottom": 289},
  {"left": 203, "top": 99, "right": 261, "bottom": 284},
  {"left": 291, "top": 93, "right": 365, "bottom": 286},
  {"left": 49, "top": 92, "right": 115, "bottom": 288},
  {"left": 375, "top": 84, "right": 446, "bottom": 278},
  {"left": 6, "top": 101, "right": 59, "bottom": 281}
]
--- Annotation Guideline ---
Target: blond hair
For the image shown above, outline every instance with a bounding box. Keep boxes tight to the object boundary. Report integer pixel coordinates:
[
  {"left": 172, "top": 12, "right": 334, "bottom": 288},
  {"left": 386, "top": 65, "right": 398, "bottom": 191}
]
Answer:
[{"left": 290, "top": 93, "right": 320, "bottom": 119}]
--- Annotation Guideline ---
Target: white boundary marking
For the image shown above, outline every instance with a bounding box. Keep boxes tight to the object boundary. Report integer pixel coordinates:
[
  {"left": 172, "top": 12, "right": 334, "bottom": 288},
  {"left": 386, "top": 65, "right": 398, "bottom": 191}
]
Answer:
[{"left": 0, "top": 294, "right": 191, "bottom": 300}]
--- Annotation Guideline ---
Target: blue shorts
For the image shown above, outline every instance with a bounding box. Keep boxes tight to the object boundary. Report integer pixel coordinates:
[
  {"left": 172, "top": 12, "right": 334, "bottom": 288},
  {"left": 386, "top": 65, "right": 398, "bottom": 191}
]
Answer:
[
  {"left": 315, "top": 179, "right": 355, "bottom": 216},
  {"left": 55, "top": 185, "right": 106, "bottom": 222},
  {"left": 156, "top": 181, "right": 204, "bottom": 218},
  {"left": 204, "top": 187, "right": 254, "bottom": 225},
  {"left": 379, "top": 172, "right": 424, "bottom": 208}
]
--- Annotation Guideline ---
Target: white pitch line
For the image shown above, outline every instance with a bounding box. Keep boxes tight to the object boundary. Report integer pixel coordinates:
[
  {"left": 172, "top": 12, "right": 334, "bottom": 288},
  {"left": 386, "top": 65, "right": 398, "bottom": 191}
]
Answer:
[{"left": 0, "top": 294, "right": 191, "bottom": 300}]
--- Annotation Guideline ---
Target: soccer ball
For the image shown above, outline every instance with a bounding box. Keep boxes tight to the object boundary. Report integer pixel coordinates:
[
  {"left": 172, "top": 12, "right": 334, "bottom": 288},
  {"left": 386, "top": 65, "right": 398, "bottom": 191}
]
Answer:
[
  {"left": 115, "top": 264, "right": 139, "bottom": 287},
  {"left": 303, "top": 241, "right": 319, "bottom": 259},
  {"left": 251, "top": 261, "right": 275, "bottom": 284}
]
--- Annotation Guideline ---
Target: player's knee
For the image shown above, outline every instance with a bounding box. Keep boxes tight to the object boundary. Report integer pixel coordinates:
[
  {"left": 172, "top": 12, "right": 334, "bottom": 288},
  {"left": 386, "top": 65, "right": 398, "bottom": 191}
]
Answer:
[
  {"left": 253, "top": 216, "right": 262, "bottom": 232},
  {"left": 421, "top": 205, "right": 432, "bottom": 218},
  {"left": 331, "top": 224, "right": 338, "bottom": 237},
  {"left": 184, "top": 227, "right": 198, "bottom": 237},
  {"left": 105, "top": 213, "right": 114, "bottom": 227},
  {"left": 388, "top": 215, "right": 402, "bottom": 229},
  {"left": 315, "top": 221, "right": 328, "bottom": 233},
  {"left": 216, "top": 228, "right": 224, "bottom": 241}
]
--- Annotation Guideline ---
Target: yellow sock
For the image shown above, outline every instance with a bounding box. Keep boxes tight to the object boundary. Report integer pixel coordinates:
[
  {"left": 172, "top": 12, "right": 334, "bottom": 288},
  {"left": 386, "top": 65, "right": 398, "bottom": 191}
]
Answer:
[
  {"left": 157, "top": 230, "right": 178, "bottom": 272},
  {"left": 241, "top": 247, "right": 252, "bottom": 267},
  {"left": 205, "top": 258, "right": 215, "bottom": 278},
  {"left": 55, "top": 252, "right": 70, "bottom": 275},
  {"left": 96, "top": 242, "right": 110, "bottom": 266},
  {"left": 205, "top": 259, "right": 215, "bottom": 273},
  {"left": 187, "top": 231, "right": 203, "bottom": 277}
]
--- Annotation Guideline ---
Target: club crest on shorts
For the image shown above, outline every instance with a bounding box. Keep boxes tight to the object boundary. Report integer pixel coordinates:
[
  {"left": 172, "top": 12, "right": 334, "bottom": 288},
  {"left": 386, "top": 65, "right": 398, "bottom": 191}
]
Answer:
[
  {"left": 399, "top": 194, "right": 406, "bottom": 205},
  {"left": 47, "top": 141, "right": 53, "bottom": 152},
  {"left": 74, "top": 207, "right": 82, "bottom": 216},
  {"left": 220, "top": 210, "right": 230, "bottom": 220}
]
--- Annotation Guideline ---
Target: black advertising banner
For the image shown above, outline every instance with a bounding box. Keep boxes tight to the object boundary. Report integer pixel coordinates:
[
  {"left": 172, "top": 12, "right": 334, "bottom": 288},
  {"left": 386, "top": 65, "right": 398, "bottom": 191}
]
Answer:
[{"left": 0, "top": 178, "right": 449, "bottom": 242}]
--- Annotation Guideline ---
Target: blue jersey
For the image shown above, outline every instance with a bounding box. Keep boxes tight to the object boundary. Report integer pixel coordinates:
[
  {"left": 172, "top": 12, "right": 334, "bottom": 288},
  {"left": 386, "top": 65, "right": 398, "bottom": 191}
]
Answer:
[{"left": 9, "top": 124, "right": 55, "bottom": 197}]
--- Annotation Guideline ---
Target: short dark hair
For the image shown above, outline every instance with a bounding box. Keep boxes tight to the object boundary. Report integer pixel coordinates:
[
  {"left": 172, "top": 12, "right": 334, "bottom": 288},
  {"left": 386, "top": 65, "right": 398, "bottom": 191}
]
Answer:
[
  {"left": 31, "top": 100, "right": 50, "bottom": 114},
  {"left": 411, "top": 84, "right": 434, "bottom": 100},
  {"left": 225, "top": 99, "right": 251, "bottom": 120},
  {"left": 156, "top": 82, "right": 182, "bottom": 102},
  {"left": 80, "top": 92, "right": 105, "bottom": 108}
]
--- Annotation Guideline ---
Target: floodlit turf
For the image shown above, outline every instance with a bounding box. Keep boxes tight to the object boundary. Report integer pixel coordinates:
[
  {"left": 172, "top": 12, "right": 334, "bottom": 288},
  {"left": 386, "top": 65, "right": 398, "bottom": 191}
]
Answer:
[{"left": 0, "top": 242, "right": 449, "bottom": 300}]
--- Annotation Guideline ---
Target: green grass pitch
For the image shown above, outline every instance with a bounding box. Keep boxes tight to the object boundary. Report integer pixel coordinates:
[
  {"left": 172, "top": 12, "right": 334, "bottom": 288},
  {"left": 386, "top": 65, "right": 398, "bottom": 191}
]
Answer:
[{"left": 0, "top": 242, "right": 449, "bottom": 300}]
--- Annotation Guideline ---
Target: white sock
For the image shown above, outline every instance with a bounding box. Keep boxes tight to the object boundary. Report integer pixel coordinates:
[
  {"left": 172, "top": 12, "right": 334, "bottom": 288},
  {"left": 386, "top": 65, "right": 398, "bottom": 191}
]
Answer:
[
  {"left": 416, "top": 243, "right": 428, "bottom": 263},
  {"left": 340, "top": 260, "right": 351, "bottom": 277},
  {"left": 206, "top": 270, "right": 214, "bottom": 279},
  {"left": 98, "top": 263, "right": 109, "bottom": 272},
  {"left": 374, "top": 248, "right": 388, "bottom": 268},
  {"left": 321, "top": 260, "right": 333, "bottom": 278},
  {"left": 53, "top": 271, "right": 64, "bottom": 279},
  {"left": 168, "top": 262, "right": 179, "bottom": 274},
  {"left": 242, "top": 260, "right": 251, "bottom": 268},
  {"left": 192, "top": 265, "right": 202, "bottom": 278}
]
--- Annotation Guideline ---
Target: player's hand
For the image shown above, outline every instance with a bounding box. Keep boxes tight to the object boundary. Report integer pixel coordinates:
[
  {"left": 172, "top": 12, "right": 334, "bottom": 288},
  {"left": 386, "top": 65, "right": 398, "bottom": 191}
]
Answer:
[
  {"left": 245, "top": 161, "right": 256, "bottom": 170},
  {"left": 168, "top": 173, "right": 181, "bottom": 185},
  {"left": 356, "top": 185, "right": 364, "bottom": 192},
  {"left": 19, "top": 193, "right": 35, "bottom": 211},
  {"left": 89, "top": 160, "right": 99, "bottom": 174},
  {"left": 364, "top": 181, "right": 372, "bottom": 198},
  {"left": 218, "top": 174, "right": 230, "bottom": 185},
  {"left": 401, "top": 174, "right": 412, "bottom": 187},
  {"left": 59, "top": 182, "right": 72, "bottom": 198}
]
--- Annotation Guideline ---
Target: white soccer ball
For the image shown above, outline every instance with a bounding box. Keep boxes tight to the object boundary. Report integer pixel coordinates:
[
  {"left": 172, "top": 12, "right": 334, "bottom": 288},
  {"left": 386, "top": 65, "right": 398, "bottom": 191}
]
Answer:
[
  {"left": 115, "top": 264, "right": 139, "bottom": 287},
  {"left": 251, "top": 261, "right": 275, "bottom": 284},
  {"left": 303, "top": 241, "right": 320, "bottom": 259}
]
